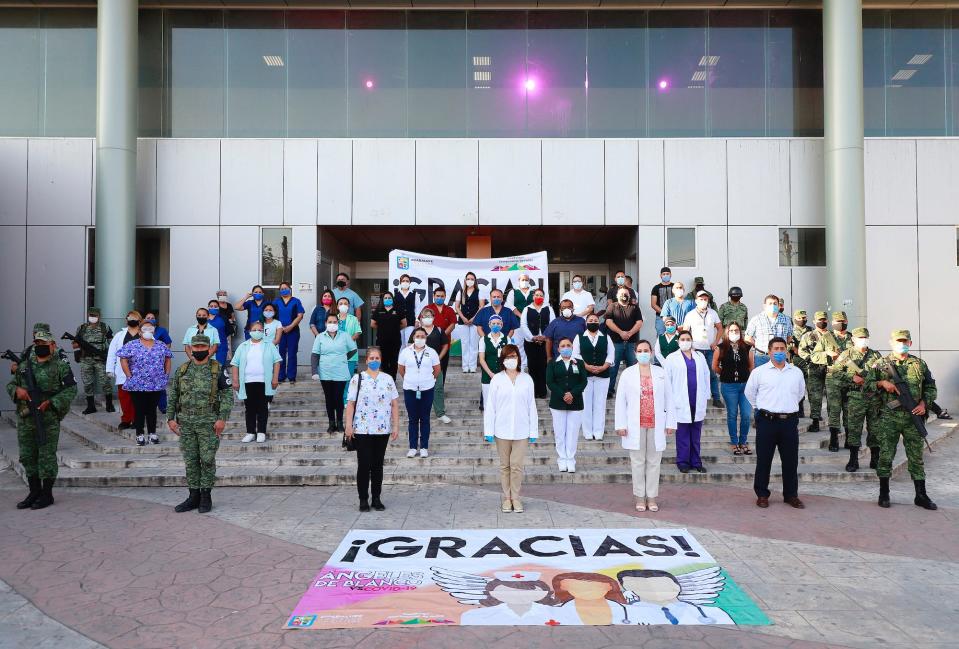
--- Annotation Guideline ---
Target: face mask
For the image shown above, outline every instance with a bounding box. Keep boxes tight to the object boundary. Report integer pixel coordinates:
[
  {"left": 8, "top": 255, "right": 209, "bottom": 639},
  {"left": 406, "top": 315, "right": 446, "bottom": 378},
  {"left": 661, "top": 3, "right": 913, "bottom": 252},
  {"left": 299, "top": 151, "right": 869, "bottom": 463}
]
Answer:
[
  {"left": 196, "top": 316, "right": 208, "bottom": 325},
  {"left": 88, "top": 316, "right": 99, "bottom": 324},
  {"left": 434, "top": 297, "right": 445, "bottom": 305},
  {"left": 466, "top": 279, "right": 475, "bottom": 287},
  {"left": 141, "top": 329, "right": 155, "bottom": 340},
  {"left": 696, "top": 300, "right": 708, "bottom": 310},
  {"left": 250, "top": 330, "right": 264, "bottom": 341},
  {"left": 337, "top": 304, "right": 349, "bottom": 314},
  {"left": 192, "top": 350, "right": 210, "bottom": 361},
  {"left": 400, "top": 282, "right": 410, "bottom": 291},
  {"left": 678, "top": 340, "right": 693, "bottom": 351},
  {"left": 326, "top": 323, "right": 338, "bottom": 333},
  {"left": 533, "top": 296, "right": 544, "bottom": 306},
  {"left": 772, "top": 351, "right": 788, "bottom": 363},
  {"left": 321, "top": 297, "right": 332, "bottom": 306},
  {"left": 492, "top": 298, "right": 502, "bottom": 307},
  {"left": 217, "top": 296, "right": 227, "bottom": 303},
  {"left": 336, "top": 280, "right": 347, "bottom": 288},
  {"left": 636, "top": 351, "right": 651, "bottom": 365},
  {"left": 519, "top": 280, "right": 529, "bottom": 289},
  {"left": 383, "top": 298, "right": 393, "bottom": 307},
  {"left": 661, "top": 274, "right": 671, "bottom": 282},
  {"left": 34, "top": 345, "right": 51, "bottom": 359},
  {"left": 145, "top": 319, "right": 157, "bottom": 326},
  {"left": 795, "top": 320, "right": 807, "bottom": 328},
  {"left": 127, "top": 319, "right": 140, "bottom": 328},
  {"left": 834, "top": 323, "right": 847, "bottom": 331},
  {"left": 728, "top": 332, "right": 741, "bottom": 342},
  {"left": 854, "top": 338, "right": 869, "bottom": 349},
  {"left": 572, "top": 281, "right": 583, "bottom": 290},
  {"left": 490, "top": 323, "right": 502, "bottom": 333},
  {"left": 208, "top": 308, "right": 219, "bottom": 316},
  {"left": 561, "top": 308, "right": 573, "bottom": 319},
  {"left": 421, "top": 316, "right": 434, "bottom": 326},
  {"left": 816, "top": 321, "right": 827, "bottom": 330},
  {"left": 367, "top": 360, "right": 381, "bottom": 371},
  {"left": 264, "top": 311, "right": 275, "bottom": 319},
  {"left": 586, "top": 322, "right": 600, "bottom": 333},
  {"left": 767, "top": 304, "right": 780, "bottom": 315},
  {"left": 559, "top": 348, "right": 573, "bottom": 358},
  {"left": 503, "top": 358, "right": 518, "bottom": 370},
  {"left": 253, "top": 292, "right": 264, "bottom": 301},
  {"left": 673, "top": 290, "right": 684, "bottom": 298},
  {"left": 413, "top": 338, "right": 426, "bottom": 348},
  {"left": 665, "top": 325, "right": 677, "bottom": 334},
  {"left": 279, "top": 288, "right": 291, "bottom": 297},
  {"left": 893, "top": 342, "right": 910, "bottom": 354},
  {"left": 616, "top": 277, "right": 625, "bottom": 286}
]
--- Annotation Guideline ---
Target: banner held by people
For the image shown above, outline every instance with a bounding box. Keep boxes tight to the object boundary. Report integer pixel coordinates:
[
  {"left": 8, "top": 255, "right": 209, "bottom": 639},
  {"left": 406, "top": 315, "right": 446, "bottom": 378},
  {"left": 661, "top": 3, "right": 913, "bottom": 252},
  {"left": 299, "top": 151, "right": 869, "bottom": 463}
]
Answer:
[{"left": 286, "top": 528, "right": 769, "bottom": 629}]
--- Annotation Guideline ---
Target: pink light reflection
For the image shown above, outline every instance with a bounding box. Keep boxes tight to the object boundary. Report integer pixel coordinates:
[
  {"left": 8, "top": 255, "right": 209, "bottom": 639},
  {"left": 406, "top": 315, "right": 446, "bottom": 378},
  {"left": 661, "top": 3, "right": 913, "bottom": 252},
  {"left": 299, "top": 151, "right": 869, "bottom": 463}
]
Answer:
[
  {"left": 524, "top": 78, "right": 537, "bottom": 92},
  {"left": 657, "top": 79, "right": 669, "bottom": 91},
  {"left": 365, "top": 79, "right": 374, "bottom": 89}
]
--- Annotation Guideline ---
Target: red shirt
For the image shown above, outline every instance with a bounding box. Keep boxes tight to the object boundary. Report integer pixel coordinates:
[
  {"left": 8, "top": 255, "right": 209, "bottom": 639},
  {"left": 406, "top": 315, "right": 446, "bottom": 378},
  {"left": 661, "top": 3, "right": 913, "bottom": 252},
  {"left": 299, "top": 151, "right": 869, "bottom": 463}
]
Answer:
[{"left": 425, "top": 304, "right": 458, "bottom": 337}]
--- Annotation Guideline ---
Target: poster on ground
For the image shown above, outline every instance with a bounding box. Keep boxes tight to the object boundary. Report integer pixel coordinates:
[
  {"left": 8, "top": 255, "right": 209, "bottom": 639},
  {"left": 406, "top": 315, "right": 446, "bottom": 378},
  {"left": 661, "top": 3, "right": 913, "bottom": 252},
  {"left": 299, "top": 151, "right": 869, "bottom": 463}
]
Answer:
[{"left": 286, "top": 528, "right": 769, "bottom": 629}]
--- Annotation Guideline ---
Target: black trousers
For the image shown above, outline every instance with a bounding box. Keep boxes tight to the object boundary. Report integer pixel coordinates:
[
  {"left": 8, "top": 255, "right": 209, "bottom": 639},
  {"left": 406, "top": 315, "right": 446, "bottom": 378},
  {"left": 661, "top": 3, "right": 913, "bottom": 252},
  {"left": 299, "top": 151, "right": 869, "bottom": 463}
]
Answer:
[
  {"left": 355, "top": 434, "right": 390, "bottom": 501},
  {"left": 525, "top": 341, "right": 548, "bottom": 398},
  {"left": 379, "top": 342, "right": 400, "bottom": 379},
  {"left": 130, "top": 390, "right": 162, "bottom": 436},
  {"left": 244, "top": 382, "right": 269, "bottom": 436},
  {"left": 753, "top": 414, "right": 799, "bottom": 500},
  {"left": 321, "top": 380, "right": 346, "bottom": 425}
]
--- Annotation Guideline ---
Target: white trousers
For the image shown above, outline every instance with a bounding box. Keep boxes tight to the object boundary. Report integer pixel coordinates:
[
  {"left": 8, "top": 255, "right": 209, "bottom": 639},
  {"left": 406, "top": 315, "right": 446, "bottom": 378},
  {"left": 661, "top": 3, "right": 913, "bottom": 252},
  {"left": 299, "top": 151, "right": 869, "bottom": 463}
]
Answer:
[
  {"left": 629, "top": 428, "right": 663, "bottom": 498},
  {"left": 482, "top": 382, "right": 490, "bottom": 405},
  {"left": 454, "top": 324, "right": 479, "bottom": 370},
  {"left": 581, "top": 376, "right": 610, "bottom": 440},
  {"left": 551, "top": 408, "right": 583, "bottom": 468}
]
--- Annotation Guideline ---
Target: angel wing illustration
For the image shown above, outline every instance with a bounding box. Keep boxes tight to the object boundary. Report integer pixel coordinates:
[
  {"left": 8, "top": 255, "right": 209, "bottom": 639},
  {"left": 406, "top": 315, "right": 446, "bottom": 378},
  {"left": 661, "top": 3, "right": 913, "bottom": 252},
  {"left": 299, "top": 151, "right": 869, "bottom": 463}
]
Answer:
[
  {"left": 675, "top": 566, "right": 726, "bottom": 605},
  {"left": 430, "top": 567, "right": 491, "bottom": 606}
]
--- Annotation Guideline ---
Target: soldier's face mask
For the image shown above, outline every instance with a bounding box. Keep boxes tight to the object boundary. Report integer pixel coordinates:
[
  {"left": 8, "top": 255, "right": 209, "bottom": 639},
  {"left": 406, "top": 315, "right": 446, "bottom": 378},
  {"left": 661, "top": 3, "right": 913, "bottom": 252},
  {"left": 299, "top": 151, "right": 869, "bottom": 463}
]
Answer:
[
  {"left": 855, "top": 338, "right": 869, "bottom": 349},
  {"left": 892, "top": 341, "right": 910, "bottom": 354},
  {"left": 816, "top": 320, "right": 827, "bottom": 329},
  {"left": 88, "top": 315, "right": 99, "bottom": 324},
  {"left": 192, "top": 349, "right": 210, "bottom": 361},
  {"left": 34, "top": 344, "right": 51, "bottom": 358}
]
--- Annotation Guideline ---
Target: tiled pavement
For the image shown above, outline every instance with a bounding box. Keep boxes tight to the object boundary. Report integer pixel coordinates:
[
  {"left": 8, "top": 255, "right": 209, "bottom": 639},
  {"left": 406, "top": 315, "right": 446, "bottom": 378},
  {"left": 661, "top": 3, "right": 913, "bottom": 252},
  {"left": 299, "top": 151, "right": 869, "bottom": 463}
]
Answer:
[{"left": 0, "top": 434, "right": 957, "bottom": 649}]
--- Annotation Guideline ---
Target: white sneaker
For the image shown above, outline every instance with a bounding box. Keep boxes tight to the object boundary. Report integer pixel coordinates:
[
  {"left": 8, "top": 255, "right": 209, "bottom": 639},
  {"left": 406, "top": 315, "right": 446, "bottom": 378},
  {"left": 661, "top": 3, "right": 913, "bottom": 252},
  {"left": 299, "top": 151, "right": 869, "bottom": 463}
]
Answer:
[
  {"left": 149, "top": 433, "right": 159, "bottom": 444},
  {"left": 242, "top": 433, "right": 255, "bottom": 443},
  {"left": 439, "top": 415, "right": 452, "bottom": 424},
  {"left": 256, "top": 433, "right": 266, "bottom": 443},
  {"left": 583, "top": 433, "right": 594, "bottom": 440},
  {"left": 568, "top": 461, "right": 576, "bottom": 473},
  {"left": 406, "top": 449, "right": 417, "bottom": 458},
  {"left": 420, "top": 449, "right": 429, "bottom": 458},
  {"left": 311, "top": 374, "right": 319, "bottom": 381},
  {"left": 558, "top": 459, "right": 567, "bottom": 472}
]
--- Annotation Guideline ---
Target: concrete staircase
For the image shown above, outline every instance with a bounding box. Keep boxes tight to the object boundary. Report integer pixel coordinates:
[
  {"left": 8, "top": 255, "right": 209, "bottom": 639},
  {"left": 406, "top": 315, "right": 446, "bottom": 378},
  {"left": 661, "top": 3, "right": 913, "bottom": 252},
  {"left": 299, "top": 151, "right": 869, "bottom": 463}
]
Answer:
[{"left": 1, "top": 361, "right": 955, "bottom": 488}]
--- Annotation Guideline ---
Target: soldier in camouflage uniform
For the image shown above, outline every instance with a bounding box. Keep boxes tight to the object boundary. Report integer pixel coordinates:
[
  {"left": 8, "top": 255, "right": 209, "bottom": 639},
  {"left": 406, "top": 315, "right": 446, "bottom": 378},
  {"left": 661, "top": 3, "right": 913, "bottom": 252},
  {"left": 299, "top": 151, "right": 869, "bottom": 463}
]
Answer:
[
  {"left": 832, "top": 327, "right": 883, "bottom": 472},
  {"left": 718, "top": 286, "right": 748, "bottom": 329},
  {"left": 789, "top": 310, "right": 812, "bottom": 417},
  {"left": 798, "top": 311, "right": 838, "bottom": 436},
  {"left": 867, "top": 329, "right": 938, "bottom": 510},
  {"left": 684, "top": 276, "right": 718, "bottom": 310},
  {"left": 9, "top": 323, "right": 68, "bottom": 375},
  {"left": 824, "top": 311, "right": 854, "bottom": 450},
  {"left": 6, "top": 330, "right": 77, "bottom": 510},
  {"left": 71, "top": 307, "right": 114, "bottom": 414},
  {"left": 167, "top": 335, "right": 233, "bottom": 514}
]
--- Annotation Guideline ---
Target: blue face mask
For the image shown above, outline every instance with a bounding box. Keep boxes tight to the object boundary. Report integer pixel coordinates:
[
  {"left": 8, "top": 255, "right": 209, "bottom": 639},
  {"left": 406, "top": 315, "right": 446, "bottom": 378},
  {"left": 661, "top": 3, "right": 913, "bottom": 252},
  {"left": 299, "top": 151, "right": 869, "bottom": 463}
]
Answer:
[
  {"left": 490, "top": 323, "right": 502, "bottom": 333},
  {"left": 616, "top": 277, "right": 625, "bottom": 286},
  {"left": 662, "top": 274, "right": 671, "bottom": 282},
  {"left": 492, "top": 298, "right": 502, "bottom": 307},
  {"left": 208, "top": 308, "right": 218, "bottom": 316},
  {"left": 383, "top": 298, "right": 393, "bottom": 307},
  {"left": 636, "top": 352, "right": 651, "bottom": 365},
  {"left": 367, "top": 360, "right": 381, "bottom": 371},
  {"left": 250, "top": 330, "right": 264, "bottom": 341},
  {"left": 560, "top": 348, "right": 573, "bottom": 358},
  {"left": 772, "top": 351, "right": 787, "bottom": 363},
  {"left": 894, "top": 343, "right": 910, "bottom": 354},
  {"left": 253, "top": 292, "right": 264, "bottom": 301},
  {"left": 434, "top": 297, "right": 445, "bottom": 305},
  {"left": 665, "top": 325, "right": 677, "bottom": 334},
  {"left": 279, "top": 288, "right": 292, "bottom": 297},
  {"left": 145, "top": 319, "right": 157, "bottom": 326}
]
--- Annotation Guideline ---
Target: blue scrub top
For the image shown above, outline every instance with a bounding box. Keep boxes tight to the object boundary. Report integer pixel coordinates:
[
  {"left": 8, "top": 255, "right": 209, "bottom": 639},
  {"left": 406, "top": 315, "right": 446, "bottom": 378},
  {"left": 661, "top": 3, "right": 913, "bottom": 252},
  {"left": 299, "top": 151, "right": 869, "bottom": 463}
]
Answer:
[
  {"left": 333, "top": 287, "right": 365, "bottom": 314},
  {"left": 241, "top": 298, "right": 271, "bottom": 330},
  {"left": 473, "top": 305, "right": 520, "bottom": 335},
  {"left": 272, "top": 296, "right": 305, "bottom": 327},
  {"left": 207, "top": 315, "right": 230, "bottom": 365},
  {"left": 543, "top": 316, "right": 587, "bottom": 352}
]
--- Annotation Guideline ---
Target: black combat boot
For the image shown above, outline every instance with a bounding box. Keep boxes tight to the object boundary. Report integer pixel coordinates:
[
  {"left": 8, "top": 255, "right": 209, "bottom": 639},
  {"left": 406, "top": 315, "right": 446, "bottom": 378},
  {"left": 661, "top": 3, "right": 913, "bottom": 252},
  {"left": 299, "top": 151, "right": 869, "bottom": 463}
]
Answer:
[
  {"left": 807, "top": 419, "right": 820, "bottom": 433},
  {"left": 913, "top": 480, "right": 937, "bottom": 511},
  {"left": 30, "top": 479, "right": 55, "bottom": 510},
  {"left": 828, "top": 427, "right": 840, "bottom": 452},
  {"left": 878, "top": 477, "right": 891, "bottom": 508},
  {"left": 845, "top": 446, "right": 860, "bottom": 472},
  {"left": 869, "top": 447, "right": 880, "bottom": 469},
  {"left": 371, "top": 497, "right": 385, "bottom": 511},
  {"left": 82, "top": 396, "right": 97, "bottom": 415},
  {"left": 359, "top": 500, "right": 371, "bottom": 512},
  {"left": 198, "top": 489, "right": 212, "bottom": 513},
  {"left": 16, "top": 476, "right": 41, "bottom": 510},
  {"left": 104, "top": 394, "right": 115, "bottom": 413},
  {"left": 174, "top": 489, "right": 200, "bottom": 513}
]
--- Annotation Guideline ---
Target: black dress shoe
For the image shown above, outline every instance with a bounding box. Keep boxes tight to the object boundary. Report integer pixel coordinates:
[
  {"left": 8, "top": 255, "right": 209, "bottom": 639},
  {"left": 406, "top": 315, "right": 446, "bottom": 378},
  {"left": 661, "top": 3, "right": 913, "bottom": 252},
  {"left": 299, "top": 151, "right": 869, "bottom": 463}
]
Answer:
[
  {"left": 371, "top": 498, "right": 385, "bottom": 511},
  {"left": 359, "top": 501, "right": 371, "bottom": 512},
  {"left": 695, "top": 466, "right": 707, "bottom": 473},
  {"left": 678, "top": 465, "right": 690, "bottom": 474}
]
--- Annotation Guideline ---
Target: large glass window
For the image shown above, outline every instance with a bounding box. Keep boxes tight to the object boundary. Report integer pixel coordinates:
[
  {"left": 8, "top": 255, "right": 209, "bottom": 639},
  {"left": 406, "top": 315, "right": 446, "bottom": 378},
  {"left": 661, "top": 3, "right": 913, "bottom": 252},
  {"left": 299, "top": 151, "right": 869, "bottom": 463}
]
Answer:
[
  {"left": 527, "top": 11, "right": 587, "bottom": 137},
  {"left": 707, "top": 10, "right": 765, "bottom": 136},
  {"left": 87, "top": 228, "right": 172, "bottom": 325},
  {"left": 43, "top": 10, "right": 96, "bottom": 136},
  {"left": 779, "top": 227, "right": 825, "bottom": 267},
  {"left": 467, "top": 11, "right": 528, "bottom": 137},
  {"left": 408, "top": 11, "right": 468, "bottom": 137},
  {"left": 0, "top": 10, "right": 42, "bottom": 136},
  {"left": 287, "top": 11, "right": 347, "bottom": 137},
  {"left": 667, "top": 228, "right": 697, "bottom": 268},
  {"left": 348, "top": 11, "right": 407, "bottom": 137},
  {"left": 139, "top": 11, "right": 163, "bottom": 137},
  {"left": 586, "top": 11, "right": 647, "bottom": 137},
  {"left": 649, "top": 11, "right": 706, "bottom": 137},
  {"left": 863, "top": 11, "right": 886, "bottom": 137},
  {"left": 767, "top": 10, "right": 823, "bottom": 136},
  {"left": 226, "top": 11, "right": 286, "bottom": 137},
  {"left": 887, "top": 10, "right": 947, "bottom": 136},
  {"left": 165, "top": 10, "right": 225, "bottom": 137},
  {"left": 262, "top": 228, "right": 293, "bottom": 288}
]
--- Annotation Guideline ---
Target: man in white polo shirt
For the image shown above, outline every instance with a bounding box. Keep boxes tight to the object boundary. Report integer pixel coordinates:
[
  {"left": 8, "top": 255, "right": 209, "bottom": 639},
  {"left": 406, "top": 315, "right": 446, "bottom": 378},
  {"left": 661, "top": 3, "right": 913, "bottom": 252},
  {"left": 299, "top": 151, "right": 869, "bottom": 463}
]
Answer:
[
  {"left": 682, "top": 290, "right": 723, "bottom": 407},
  {"left": 561, "top": 275, "right": 595, "bottom": 319},
  {"left": 745, "top": 336, "right": 807, "bottom": 510}
]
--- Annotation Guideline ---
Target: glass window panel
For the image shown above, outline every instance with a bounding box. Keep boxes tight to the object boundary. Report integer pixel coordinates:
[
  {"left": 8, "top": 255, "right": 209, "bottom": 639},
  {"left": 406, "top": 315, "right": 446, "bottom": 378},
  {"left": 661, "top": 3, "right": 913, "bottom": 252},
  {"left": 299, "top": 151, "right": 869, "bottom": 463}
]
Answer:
[
  {"left": 863, "top": 11, "right": 886, "bottom": 136},
  {"left": 226, "top": 11, "right": 286, "bottom": 137},
  {"left": 408, "top": 11, "right": 467, "bottom": 137},
  {"left": 467, "top": 11, "right": 528, "bottom": 137},
  {"left": 779, "top": 227, "right": 825, "bottom": 267},
  {"left": 139, "top": 10, "right": 163, "bottom": 137},
  {"left": 347, "top": 11, "right": 407, "bottom": 137},
  {"left": 586, "top": 11, "right": 646, "bottom": 137},
  {"left": 287, "top": 10, "right": 346, "bottom": 137},
  {"left": 526, "top": 11, "right": 587, "bottom": 137},
  {"left": 41, "top": 9, "right": 96, "bottom": 136},
  {"left": 667, "top": 228, "right": 696, "bottom": 268},
  {"left": 767, "top": 10, "right": 823, "bottom": 136},
  {"left": 135, "top": 229, "right": 171, "bottom": 287},
  {"left": 887, "top": 10, "right": 946, "bottom": 136},
  {"left": 0, "top": 10, "right": 41, "bottom": 136},
  {"left": 707, "top": 10, "right": 765, "bottom": 136},
  {"left": 262, "top": 228, "right": 293, "bottom": 287},
  {"left": 649, "top": 11, "right": 706, "bottom": 137},
  {"left": 166, "top": 10, "right": 225, "bottom": 137}
]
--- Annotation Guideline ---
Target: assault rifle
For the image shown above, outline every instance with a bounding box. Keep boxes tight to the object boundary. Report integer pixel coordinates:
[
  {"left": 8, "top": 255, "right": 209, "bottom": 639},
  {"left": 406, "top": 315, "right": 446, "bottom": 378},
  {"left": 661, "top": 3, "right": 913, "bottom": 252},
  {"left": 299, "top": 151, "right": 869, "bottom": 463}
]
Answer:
[
  {"left": 6, "top": 350, "right": 47, "bottom": 446},
  {"left": 885, "top": 361, "right": 932, "bottom": 452},
  {"left": 61, "top": 331, "right": 107, "bottom": 363}
]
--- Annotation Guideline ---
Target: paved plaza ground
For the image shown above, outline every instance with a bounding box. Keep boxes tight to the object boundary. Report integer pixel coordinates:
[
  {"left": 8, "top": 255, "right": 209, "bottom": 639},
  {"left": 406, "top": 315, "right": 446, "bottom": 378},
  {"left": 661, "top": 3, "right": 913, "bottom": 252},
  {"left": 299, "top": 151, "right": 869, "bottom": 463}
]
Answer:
[{"left": 0, "top": 434, "right": 957, "bottom": 649}]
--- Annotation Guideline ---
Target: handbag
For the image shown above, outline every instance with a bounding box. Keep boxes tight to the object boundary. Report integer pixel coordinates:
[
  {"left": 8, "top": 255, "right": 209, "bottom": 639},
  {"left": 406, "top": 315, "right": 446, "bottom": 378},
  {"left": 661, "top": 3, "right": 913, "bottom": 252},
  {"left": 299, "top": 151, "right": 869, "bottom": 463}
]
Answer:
[{"left": 342, "top": 369, "right": 361, "bottom": 452}]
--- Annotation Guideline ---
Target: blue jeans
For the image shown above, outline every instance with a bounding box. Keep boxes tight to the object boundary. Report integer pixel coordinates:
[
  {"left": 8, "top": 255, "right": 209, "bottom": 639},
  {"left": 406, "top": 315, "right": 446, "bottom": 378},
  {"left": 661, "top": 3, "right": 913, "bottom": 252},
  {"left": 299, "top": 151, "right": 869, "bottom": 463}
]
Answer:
[
  {"left": 654, "top": 316, "right": 666, "bottom": 336},
  {"left": 405, "top": 388, "right": 435, "bottom": 450},
  {"left": 700, "top": 348, "right": 720, "bottom": 400},
  {"left": 720, "top": 382, "right": 752, "bottom": 445},
  {"left": 278, "top": 328, "right": 300, "bottom": 381},
  {"left": 753, "top": 350, "right": 770, "bottom": 368},
  {"left": 609, "top": 340, "right": 637, "bottom": 394}
]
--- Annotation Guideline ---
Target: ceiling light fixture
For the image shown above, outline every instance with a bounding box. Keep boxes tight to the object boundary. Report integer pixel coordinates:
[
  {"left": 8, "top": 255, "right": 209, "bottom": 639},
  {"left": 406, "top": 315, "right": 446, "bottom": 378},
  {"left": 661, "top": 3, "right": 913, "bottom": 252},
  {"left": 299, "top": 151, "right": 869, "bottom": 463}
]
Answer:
[
  {"left": 907, "top": 54, "right": 932, "bottom": 65},
  {"left": 891, "top": 69, "right": 917, "bottom": 81},
  {"left": 691, "top": 71, "right": 707, "bottom": 82},
  {"left": 263, "top": 55, "right": 284, "bottom": 67},
  {"left": 699, "top": 55, "right": 720, "bottom": 67}
]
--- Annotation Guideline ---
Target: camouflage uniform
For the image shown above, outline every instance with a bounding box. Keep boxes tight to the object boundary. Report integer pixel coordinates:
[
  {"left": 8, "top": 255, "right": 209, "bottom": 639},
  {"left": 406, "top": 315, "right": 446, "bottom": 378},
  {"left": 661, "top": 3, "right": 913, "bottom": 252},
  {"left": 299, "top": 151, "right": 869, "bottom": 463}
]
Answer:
[
  {"left": 75, "top": 308, "right": 113, "bottom": 397},
  {"left": 798, "top": 311, "right": 841, "bottom": 425},
  {"left": 684, "top": 277, "right": 718, "bottom": 310},
  {"left": 833, "top": 338, "right": 883, "bottom": 451},
  {"left": 717, "top": 301, "right": 749, "bottom": 329},
  {"left": 789, "top": 311, "right": 812, "bottom": 416},
  {"left": 824, "top": 312, "right": 854, "bottom": 433}
]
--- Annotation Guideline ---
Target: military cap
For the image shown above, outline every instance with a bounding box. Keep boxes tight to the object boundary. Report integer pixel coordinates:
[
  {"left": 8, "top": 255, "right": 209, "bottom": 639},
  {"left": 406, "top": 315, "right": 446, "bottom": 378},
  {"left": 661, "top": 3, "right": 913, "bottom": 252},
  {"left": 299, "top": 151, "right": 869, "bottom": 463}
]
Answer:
[
  {"left": 32, "top": 322, "right": 51, "bottom": 334},
  {"left": 87, "top": 307, "right": 101, "bottom": 316},
  {"left": 814, "top": 311, "right": 827, "bottom": 320},
  {"left": 851, "top": 327, "right": 869, "bottom": 338},
  {"left": 190, "top": 334, "right": 211, "bottom": 346},
  {"left": 663, "top": 315, "right": 676, "bottom": 324},
  {"left": 33, "top": 330, "right": 55, "bottom": 343},
  {"left": 832, "top": 311, "right": 848, "bottom": 322},
  {"left": 793, "top": 309, "right": 807, "bottom": 318},
  {"left": 891, "top": 329, "right": 911, "bottom": 341},
  {"left": 693, "top": 276, "right": 705, "bottom": 284}
]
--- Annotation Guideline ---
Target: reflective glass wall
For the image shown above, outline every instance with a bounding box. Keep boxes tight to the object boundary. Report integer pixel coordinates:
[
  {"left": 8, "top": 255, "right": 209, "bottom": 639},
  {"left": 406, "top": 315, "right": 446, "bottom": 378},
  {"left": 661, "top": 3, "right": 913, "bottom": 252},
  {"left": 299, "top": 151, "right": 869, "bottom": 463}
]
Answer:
[{"left": 2, "top": 8, "right": 959, "bottom": 138}]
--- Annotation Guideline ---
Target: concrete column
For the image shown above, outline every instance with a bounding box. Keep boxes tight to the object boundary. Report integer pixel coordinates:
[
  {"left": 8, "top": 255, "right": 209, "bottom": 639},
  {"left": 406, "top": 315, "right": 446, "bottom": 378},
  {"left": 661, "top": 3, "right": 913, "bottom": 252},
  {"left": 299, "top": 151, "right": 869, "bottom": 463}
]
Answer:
[
  {"left": 823, "top": 0, "right": 866, "bottom": 326},
  {"left": 94, "top": 0, "right": 138, "bottom": 330}
]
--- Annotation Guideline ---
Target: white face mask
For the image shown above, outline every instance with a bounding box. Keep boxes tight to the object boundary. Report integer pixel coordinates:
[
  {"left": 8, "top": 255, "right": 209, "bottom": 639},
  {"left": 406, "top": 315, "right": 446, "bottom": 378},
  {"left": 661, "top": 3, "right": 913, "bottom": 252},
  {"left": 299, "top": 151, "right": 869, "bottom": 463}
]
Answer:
[
  {"left": 325, "top": 323, "right": 338, "bottom": 333},
  {"left": 519, "top": 280, "right": 529, "bottom": 289},
  {"left": 264, "top": 311, "right": 275, "bottom": 320},
  {"left": 466, "top": 279, "right": 475, "bottom": 287},
  {"left": 400, "top": 281, "right": 410, "bottom": 290},
  {"left": 728, "top": 332, "right": 741, "bottom": 342},
  {"left": 141, "top": 330, "right": 155, "bottom": 340},
  {"left": 697, "top": 300, "right": 708, "bottom": 310},
  {"left": 413, "top": 338, "right": 426, "bottom": 348},
  {"left": 678, "top": 340, "right": 693, "bottom": 351},
  {"left": 855, "top": 338, "right": 869, "bottom": 349},
  {"left": 572, "top": 281, "right": 583, "bottom": 290},
  {"left": 421, "top": 317, "right": 434, "bottom": 326},
  {"left": 673, "top": 290, "right": 684, "bottom": 298},
  {"left": 561, "top": 308, "right": 573, "bottom": 319},
  {"left": 337, "top": 304, "right": 349, "bottom": 314},
  {"left": 503, "top": 358, "right": 518, "bottom": 370},
  {"left": 87, "top": 316, "right": 99, "bottom": 324}
]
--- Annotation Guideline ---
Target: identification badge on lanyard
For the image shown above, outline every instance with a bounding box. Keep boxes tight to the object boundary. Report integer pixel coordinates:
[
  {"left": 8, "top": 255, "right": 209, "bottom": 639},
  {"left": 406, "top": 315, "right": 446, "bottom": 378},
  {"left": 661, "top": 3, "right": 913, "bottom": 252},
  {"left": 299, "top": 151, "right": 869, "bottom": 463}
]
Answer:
[{"left": 416, "top": 390, "right": 421, "bottom": 400}]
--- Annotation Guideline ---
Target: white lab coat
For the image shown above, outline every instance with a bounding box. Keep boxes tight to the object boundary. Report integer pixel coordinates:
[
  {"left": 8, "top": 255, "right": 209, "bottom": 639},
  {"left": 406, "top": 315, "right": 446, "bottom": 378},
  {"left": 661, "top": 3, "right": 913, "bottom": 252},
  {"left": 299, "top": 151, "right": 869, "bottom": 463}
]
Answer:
[
  {"left": 460, "top": 602, "right": 558, "bottom": 626},
  {"left": 483, "top": 371, "right": 538, "bottom": 440},
  {"left": 614, "top": 364, "right": 677, "bottom": 452},
  {"left": 664, "top": 350, "right": 711, "bottom": 423},
  {"left": 105, "top": 330, "right": 133, "bottom": 386}
]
